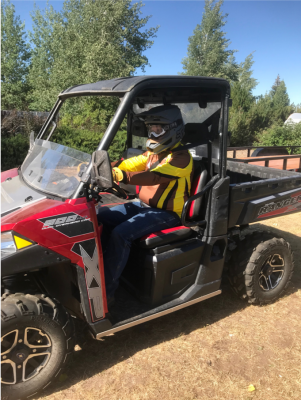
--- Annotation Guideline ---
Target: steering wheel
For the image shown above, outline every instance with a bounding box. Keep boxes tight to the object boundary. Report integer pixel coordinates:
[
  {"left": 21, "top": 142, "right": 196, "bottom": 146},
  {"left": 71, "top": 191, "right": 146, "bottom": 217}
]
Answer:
[
  {"left": 90, "top": 150, "right": 129, "bottom": 200},
  {"left": 107, "top": 182, "right": 128, "bottom": 199}
]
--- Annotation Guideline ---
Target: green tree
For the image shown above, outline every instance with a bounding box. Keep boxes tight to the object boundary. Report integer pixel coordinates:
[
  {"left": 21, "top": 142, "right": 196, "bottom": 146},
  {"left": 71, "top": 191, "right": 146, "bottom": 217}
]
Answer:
[
  {"left": 293, "top": 103, "right": 301, "bottom": 113},
  {"left": 231, "top": 82, "right": 253, "bottom": 112},
  {"left": 229, "top": 74, "right": 295, "bottom": 147},
  {"left": 237, "top": 52, "right": 258, "bottom": 92},
  {"left": 229, "top": 90, "right": 279, "bottom": 146},
  {"left": 269, "top": 75, "right": 291, "bottom": 118},
  {"left": 271, "top": 79, "right": 292, "bottom": 123},
  {"left": 1, "top": 0, "right": 31, "bottom": 109},
  {"left": 181, "top": 0, "right": 239, "bottom": 81},
  {"left": 254, "top": 122, "right": 301, "bottom": 149},
  {"left": 270, "top": 74, "right": 281, "bottom": 96},
  {"left": 273, "top": 80, "right": 290, "bottom": 108},
  {"left": 228, "top": 52, "right": 258, "bottom": 145},
  {"left": 28, "top": 0, "right": 158, "bottom": 111},
  {"left": 228, "top": 81, "right": 255, "bottom": 145}
]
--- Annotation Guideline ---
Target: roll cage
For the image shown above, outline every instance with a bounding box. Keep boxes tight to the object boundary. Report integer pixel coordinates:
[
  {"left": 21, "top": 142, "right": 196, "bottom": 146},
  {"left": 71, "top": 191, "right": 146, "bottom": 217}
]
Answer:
[{"left": 36, "top": 76, "right": 231, "bottom": 200}]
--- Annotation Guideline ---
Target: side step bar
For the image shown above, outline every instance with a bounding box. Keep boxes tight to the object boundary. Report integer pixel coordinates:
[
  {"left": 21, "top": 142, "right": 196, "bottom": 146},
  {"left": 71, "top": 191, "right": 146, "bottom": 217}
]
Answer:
[{"left": 96, "top": 289, "right": 221, "bottom": 340}]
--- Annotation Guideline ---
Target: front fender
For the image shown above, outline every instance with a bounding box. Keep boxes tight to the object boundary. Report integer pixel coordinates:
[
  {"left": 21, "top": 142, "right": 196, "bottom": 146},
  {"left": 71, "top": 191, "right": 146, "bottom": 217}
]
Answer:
[{"left": 1, "top": 243, "right": 70, "bottom": 277}]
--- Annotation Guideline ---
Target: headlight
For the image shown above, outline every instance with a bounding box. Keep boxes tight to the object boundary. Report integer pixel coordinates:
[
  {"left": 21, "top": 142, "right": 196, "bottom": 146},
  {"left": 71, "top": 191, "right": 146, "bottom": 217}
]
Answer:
[{"left": 1, "top": 231, "right": 16, "bottom": 259}]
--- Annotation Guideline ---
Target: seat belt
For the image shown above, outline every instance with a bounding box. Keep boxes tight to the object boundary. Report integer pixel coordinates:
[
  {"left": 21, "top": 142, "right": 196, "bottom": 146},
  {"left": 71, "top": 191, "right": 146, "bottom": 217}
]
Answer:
[
  {"left": 172, "top": 141, "right": 213, "bottom": 180},
  {"left": 149, "top": 153, "right": 169, "bottom": 171}
]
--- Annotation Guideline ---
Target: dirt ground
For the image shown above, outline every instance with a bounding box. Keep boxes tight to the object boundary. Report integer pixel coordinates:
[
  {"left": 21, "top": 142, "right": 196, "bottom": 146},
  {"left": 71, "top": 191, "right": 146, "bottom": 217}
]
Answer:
[{"left": 38, "top": 212, "right": 301, "bottom": 400}]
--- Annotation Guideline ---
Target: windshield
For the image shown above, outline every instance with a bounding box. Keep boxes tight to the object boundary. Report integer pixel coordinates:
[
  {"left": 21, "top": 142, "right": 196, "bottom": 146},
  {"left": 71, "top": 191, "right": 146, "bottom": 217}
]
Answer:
[{"left": 21, "top": 139, "right": 91, "bottom": 198}]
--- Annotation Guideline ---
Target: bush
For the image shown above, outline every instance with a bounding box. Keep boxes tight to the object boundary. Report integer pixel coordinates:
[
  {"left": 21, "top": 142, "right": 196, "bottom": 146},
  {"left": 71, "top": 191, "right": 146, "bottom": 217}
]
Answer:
[
  {"left": 1, "top": 109, "right": 48, "bottom": 171},
  {"left": 1, "top": 109, "right": 47, "bottom": 138},
  {"left": 254, "top": 122, "right": 301, "bottom": 153},
  {"left": 1, "top": 134, "right": 29, "bottom": 171},
  {"left": 0, "top": 97, "right": 127, "bottom": 171},
  {"left": 53, "top": 99, "right": 127, "bottom": 161},
  {"left": 1, "top": 126, "right": 127, "bottom": 171},
  {"left": 52, "top": 126, "right": 127, "bottom": 161}
]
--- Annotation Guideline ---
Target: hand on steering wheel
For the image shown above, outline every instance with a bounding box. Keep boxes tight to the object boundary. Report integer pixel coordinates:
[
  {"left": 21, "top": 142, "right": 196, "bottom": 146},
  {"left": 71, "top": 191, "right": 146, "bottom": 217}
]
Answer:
[
  {"left": 77, "top": 162, "right": 88, "bottom": 176},
  {"left": 110, "top": 167, "right": 128, "bottom": 199},
  {"left": 112, "top": 167, "right": 124, "bottom": 183},
  {"left": 111, "top": 182, "right": 128, "bottom": 199}
]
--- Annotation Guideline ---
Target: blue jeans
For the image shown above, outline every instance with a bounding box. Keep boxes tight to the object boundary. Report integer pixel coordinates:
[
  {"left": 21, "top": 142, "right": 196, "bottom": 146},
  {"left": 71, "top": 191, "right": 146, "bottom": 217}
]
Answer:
[{"left": 97, "top": 201, "right": 180, "bottom": 298}]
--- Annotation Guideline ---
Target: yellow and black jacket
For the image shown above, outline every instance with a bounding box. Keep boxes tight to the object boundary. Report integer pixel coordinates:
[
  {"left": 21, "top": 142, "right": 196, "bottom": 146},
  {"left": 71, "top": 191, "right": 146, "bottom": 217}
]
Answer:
[{"left": 112, "top": 144, "right": 193, "bottom": 217}]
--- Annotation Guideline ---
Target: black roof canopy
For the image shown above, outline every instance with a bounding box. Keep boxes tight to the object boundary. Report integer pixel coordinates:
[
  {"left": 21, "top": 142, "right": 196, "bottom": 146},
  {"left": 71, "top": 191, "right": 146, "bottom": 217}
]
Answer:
[{"left": 59, "top": 75, "right": 230, "bottom": 101}]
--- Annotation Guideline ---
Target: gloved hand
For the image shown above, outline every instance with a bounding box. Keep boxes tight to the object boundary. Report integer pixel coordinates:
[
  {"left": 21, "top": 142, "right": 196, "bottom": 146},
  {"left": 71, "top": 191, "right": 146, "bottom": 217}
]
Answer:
[
  {"left": 77, "top": 162, "right": 88, "bottom": 175},
  {"left": 112, "top": 167, "right": 124, "bottom": 182}
]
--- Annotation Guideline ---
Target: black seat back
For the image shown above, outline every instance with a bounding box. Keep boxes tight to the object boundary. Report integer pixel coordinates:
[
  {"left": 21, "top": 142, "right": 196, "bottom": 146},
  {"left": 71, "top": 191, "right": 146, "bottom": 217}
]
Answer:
[{"left": 188, "top": 160, "right": 208, "bottom": 220}]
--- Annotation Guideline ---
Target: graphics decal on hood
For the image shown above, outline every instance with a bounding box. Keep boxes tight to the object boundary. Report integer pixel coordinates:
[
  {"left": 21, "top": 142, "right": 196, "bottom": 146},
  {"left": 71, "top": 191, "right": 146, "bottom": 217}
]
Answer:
[{"left": 38, "top": 212, "right": 94, "bottom": 237}]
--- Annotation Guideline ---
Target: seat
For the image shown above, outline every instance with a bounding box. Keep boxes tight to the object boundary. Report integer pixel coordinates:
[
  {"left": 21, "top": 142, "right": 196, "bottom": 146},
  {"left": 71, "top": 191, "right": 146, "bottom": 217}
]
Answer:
[
  {"left": 140, "top": 226, "right": 192, "bottom": 249},
  {"left": 139, "top": 160, "right": 208, "bottom": 249},
  {"left": 188, "top": 161, "right": 208, "bottom": 220}
]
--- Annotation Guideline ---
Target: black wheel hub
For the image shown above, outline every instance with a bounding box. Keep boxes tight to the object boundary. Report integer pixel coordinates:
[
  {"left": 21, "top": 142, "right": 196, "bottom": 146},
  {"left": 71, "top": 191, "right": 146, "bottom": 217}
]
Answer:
[
  {"left": 1, "top": 328, "right": 52, "bottom": 385},
  {"left": 258, "top": 254, "right": 285, "bottom": 292},
  {"left": 11, "top": 347, "right": 30, "bottom": 364}
]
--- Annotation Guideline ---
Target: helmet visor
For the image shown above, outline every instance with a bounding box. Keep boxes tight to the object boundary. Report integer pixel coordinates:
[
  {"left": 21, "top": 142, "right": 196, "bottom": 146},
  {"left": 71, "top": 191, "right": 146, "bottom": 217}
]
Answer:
[{"left": 147, "top": 124, "right": 167, "bottom": 139}]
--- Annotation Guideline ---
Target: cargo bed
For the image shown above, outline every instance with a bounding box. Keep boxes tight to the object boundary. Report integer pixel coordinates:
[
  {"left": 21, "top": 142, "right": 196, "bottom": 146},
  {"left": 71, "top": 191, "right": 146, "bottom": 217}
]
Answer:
[{"left": 226, "top": 160, "right": 301, "bottom": 227}]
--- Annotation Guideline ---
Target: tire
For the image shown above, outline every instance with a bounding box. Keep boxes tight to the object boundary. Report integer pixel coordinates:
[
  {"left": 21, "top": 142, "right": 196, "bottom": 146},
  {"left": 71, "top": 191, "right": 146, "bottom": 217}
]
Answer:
[
  {"left": 1, "top": 293, "right": 75, "bottom": 400},
  {"left": 226, "top": 231, "right": 294, "bottom": 305}
]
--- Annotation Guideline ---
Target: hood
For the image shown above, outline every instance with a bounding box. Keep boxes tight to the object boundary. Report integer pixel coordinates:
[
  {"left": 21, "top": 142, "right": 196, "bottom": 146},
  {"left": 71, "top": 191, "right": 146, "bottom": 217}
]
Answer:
[
  {"left": 1, "top": 173, "right": 46, "bottom": 217},
  {"left": 1, "top": 168, "right": 19, "bottom": 183}
]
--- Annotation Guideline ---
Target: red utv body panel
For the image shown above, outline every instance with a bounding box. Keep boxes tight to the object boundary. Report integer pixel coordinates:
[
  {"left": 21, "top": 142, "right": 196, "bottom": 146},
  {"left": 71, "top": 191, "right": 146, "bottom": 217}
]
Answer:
[
  {"left": 1, "top": 168, "right": 19, "bottom": 183},
  {"left": 2, "top": 198, "right": 108, "bottom": 318}
]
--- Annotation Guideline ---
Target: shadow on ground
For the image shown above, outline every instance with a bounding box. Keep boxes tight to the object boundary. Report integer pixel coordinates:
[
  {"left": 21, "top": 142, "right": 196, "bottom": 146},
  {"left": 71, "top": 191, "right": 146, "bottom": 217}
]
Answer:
[{"left": 39, "top": 225, "right": 301, "bottom": 398}]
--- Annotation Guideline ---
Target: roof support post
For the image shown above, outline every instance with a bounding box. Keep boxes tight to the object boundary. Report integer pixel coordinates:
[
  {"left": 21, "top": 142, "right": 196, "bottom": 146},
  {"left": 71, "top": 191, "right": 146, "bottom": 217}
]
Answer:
[
  {"left": 72, "top": 91, "right": 134, "bottom": 199},
  {"left": 37, "top": 99, "right": 63, "bottom": 140},
  {"left": 97, "top": 91, "right": 133, "bottom": 151},
  {"left": 221, "top": 91, "right": 230, "bottom": 178}
]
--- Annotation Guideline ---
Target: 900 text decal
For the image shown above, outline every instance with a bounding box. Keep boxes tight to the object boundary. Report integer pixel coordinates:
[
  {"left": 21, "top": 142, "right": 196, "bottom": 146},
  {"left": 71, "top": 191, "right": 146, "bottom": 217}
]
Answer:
[{"left": 38, "top": 212, "right": 94, "bottom": 237}]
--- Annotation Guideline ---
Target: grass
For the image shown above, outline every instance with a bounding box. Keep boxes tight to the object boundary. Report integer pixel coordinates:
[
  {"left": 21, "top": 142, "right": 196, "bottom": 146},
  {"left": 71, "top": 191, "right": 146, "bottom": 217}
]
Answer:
[{"left": 38, "top": 212, "right": 301, "bottom": 400}]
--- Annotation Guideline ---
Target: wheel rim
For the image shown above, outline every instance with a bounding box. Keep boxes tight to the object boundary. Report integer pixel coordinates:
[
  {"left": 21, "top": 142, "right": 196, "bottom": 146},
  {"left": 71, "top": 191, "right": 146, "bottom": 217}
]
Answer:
[
  {"left": 258, "top": 253, "right": 285, "bottom": 292},
  {"left": 1, "top": 328, "right": 52, "bottom": 384}
]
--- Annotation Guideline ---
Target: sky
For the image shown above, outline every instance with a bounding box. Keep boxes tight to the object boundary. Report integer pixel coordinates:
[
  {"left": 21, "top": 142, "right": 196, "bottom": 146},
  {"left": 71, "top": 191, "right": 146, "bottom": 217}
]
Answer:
[{"left": 11, "top": 0, "right": 301, "bottom": 105}]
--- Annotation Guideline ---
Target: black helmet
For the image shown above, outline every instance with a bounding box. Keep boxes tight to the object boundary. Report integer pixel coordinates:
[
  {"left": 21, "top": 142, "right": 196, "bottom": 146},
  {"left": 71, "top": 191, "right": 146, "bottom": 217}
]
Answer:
[{"left": 137, "top": 105, "right": 184, "bottom": 154}]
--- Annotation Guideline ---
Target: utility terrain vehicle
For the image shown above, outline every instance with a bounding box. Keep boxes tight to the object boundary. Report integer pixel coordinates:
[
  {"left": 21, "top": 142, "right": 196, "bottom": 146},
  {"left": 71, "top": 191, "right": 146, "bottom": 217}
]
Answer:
[{"left": 1, "top": 76, "right": 300, "bottom": 400}]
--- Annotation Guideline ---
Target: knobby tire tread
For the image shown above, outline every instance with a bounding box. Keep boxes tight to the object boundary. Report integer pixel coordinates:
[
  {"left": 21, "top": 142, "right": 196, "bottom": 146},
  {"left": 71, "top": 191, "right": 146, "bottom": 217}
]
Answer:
[
  {"left": 1, "top": 293, "right": 75, "bottom": 400},
  {"left": 226, "top": 230, "right": 294, "bottom": 305}
]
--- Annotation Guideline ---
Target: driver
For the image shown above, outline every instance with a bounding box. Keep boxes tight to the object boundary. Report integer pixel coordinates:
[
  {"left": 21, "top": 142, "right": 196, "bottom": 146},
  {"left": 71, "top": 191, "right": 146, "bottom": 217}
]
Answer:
[{"left": 97, "top": 105, "right": 193, "bottom": 306}]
